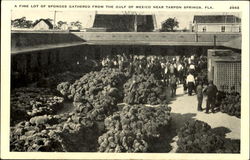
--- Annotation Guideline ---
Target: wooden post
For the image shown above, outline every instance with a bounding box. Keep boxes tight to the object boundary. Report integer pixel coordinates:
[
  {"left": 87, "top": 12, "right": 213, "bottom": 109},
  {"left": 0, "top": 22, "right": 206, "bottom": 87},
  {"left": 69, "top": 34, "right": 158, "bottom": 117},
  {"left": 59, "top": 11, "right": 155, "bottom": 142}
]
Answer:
[
  {"left": 152, "top": 14, "right": 157, "bottom": 31},
  {"left": 195, "top": 32, "right": 198, "bottom": 42},
  {"left": 134, "top": 14, "right": 137, "bottom": 32},
  {"left": 53, "top": 11, "right": 56, "bottom": 30},
  {"left": 52, "top": 10, "right": 62, "bottom": 30},
  {"left": 214, "top": 35, "right": 217, "bottom": 49}
]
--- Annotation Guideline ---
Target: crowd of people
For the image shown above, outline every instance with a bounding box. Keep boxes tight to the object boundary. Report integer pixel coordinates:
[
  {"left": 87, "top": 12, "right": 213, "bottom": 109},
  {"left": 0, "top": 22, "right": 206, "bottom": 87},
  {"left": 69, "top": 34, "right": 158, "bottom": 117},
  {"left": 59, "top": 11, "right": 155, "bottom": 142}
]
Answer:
[
  {"left": 14, "top": 50, "right": 232, "bottom": 114},
  {"left": 98, "top": 53, "right": 238, "bottom": 114},
  {"left": 100, "top": 53, "right": 208, "bottom": 96}
]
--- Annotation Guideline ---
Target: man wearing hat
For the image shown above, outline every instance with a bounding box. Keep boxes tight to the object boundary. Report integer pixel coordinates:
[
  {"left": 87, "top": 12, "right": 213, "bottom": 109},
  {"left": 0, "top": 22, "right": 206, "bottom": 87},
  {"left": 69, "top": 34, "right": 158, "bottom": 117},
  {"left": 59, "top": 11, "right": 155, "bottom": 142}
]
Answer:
[
  {"left": 186, "top": 72, "right": 195, "bottom": 96},
  {"left": 204, "top": 80, "right": 218, "bottom": 113},
  {"left": 196, "top": 81, "right": 203, "bottom": 111}
]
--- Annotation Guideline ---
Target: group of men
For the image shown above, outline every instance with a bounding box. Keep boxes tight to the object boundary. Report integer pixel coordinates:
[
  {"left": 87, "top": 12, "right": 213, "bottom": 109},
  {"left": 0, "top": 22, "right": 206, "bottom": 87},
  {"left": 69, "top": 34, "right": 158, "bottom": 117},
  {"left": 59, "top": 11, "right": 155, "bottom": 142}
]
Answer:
[
  {"left": 196, "top": 80, "right": 218, "bottom": 113},
  {"left": 100, "top": 53, "right": 223, "bottom": 113},
  {"left": 101, "top": 54, "right": 168, "bottom": 78},
  {"left": 101, "top": 54, "right": 206, "bottom": 78},
  {"left": 100, "top": 53, "right": 208, "bottom": 96},
  {"left": 197, "top": 82, "right": 240, "bottom": 114}
]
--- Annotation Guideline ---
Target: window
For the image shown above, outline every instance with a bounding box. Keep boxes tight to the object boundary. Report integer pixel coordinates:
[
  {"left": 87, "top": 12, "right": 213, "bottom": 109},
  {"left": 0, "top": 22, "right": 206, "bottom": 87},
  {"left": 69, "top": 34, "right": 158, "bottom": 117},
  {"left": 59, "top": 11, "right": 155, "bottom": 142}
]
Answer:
[
  {"left": 202, "top": 26, "right": 206, "bottom": 32},
  {"left": 239, "top": 26, "right": 241, "bottom": 32},
  {"left": 221, "top": 26, "right": 225, "bottom": 32}
]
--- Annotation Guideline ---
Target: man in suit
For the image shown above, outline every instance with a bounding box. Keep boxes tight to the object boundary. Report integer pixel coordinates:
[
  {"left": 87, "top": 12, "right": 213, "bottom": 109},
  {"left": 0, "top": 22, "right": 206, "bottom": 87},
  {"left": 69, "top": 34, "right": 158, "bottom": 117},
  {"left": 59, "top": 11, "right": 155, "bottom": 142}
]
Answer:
[
  {"left": 196, "top": 81, "right": 203, "bottom": 111},
  {"left": 204, "top": 80, "right": 218, "bottom": 114},
  {"left": 170, "top": 74, "right": 177, "bottom": 97}
]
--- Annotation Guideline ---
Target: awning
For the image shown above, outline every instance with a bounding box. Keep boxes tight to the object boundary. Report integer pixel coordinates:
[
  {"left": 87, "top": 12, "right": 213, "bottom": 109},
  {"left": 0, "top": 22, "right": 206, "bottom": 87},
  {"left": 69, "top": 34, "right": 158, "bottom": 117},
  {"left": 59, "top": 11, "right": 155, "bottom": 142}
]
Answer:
[
  {"left": 222, "top": 37, "right": 241, "bottom": 50},
  {"left": 85, "top": 40, "right": 224, "bottom": 46},
  {"left": 11, "top": 42, "right": 85, "bottom": 55}
]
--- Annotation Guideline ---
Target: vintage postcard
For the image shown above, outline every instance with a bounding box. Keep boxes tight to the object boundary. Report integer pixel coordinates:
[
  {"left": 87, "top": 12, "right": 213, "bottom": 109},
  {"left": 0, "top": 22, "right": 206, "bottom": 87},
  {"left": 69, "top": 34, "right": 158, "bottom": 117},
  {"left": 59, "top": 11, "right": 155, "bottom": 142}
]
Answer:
[{"left": 1, "top": 0, "right": 249, "bottom": 159}]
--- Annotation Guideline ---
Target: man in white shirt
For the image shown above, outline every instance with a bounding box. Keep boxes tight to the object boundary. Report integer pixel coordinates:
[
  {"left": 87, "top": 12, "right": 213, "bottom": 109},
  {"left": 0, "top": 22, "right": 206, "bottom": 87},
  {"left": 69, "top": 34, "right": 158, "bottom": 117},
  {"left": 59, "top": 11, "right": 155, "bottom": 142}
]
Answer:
[
  {"left": 186, "top": 73, "right": 195, "bottom": 96},
  {"left": 189, "top": 63, "right": 196, "bottom": 75},
  {"left": 189, "top": 64, "right": 195, "bottom": 70},
  {"left": 177, "top": 63, "right": 184, "bottom": 83},
  {"left": 191, "top": 55, "right": 195, "bottom": 60},
  {"left": 101, "top": 58, "right": 106, "bottom": 67},
  {"left": 177, "top": 63, "right": 183, "bottom": 71},
  {"left": 188, "top": 58, "right": 192, "bottom": 64}
]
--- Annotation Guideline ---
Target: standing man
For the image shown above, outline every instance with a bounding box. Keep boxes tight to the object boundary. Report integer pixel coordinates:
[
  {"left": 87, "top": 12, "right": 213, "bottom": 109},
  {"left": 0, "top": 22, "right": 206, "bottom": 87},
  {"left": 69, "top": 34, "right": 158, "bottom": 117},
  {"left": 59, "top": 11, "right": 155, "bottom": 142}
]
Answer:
[
  {"left": 216, "top": 85, "right": 226, "bottom": 110},
  {"left": 177, "top": 63, "right": 184, "bottom": 84},
  {"left": 186, "top": 72, "right": 195, "bottom": 96},
  {"left": 127, "top": 77, "right": 138, "bottom": 104},
  {"left": 205, "top": 80, "right": 218, "bottom": 114},
  {"left": 170, "top": 74, "right": 177, "bottom": 97},
  {"left": 118, "top": 56, "right": 124, "bottom": 72},
  {"left": 189, "top": 63, "right": 196, "bottom": 75},
  {"left": 128, "top": 61, "right": 135, "bottom": 77},
  {"left": 183, "top": 75, "right": 187, "bottom": 93},
  {"left": 169, "top": 62, "right": 175, "bottom": 76},
  {"left": 164, "top": 62, "right": 170, "bottom": 86},
  {"left": 196, "top": 81, "right": 203, "bottom": 111}
]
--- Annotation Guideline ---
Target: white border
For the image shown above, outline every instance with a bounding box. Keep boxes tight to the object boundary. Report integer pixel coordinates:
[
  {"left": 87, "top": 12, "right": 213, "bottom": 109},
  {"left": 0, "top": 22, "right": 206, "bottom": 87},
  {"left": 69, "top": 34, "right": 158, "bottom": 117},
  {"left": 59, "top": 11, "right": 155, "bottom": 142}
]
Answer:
[{"left": 1, "top": 1, "right": 249, "bottom": 159}]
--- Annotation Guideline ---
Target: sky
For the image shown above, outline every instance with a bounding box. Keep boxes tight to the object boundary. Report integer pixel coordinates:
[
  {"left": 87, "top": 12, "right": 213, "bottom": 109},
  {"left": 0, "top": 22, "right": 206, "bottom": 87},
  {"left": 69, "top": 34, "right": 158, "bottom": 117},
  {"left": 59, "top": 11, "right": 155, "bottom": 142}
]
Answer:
[{"left": 11, "top": 10, "right": 241, "bottom": 29}]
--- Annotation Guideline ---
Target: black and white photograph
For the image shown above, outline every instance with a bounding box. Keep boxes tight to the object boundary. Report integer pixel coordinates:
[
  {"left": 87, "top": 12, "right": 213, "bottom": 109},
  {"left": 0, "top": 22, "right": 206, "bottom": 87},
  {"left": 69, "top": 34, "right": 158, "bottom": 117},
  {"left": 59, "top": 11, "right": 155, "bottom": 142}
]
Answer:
[{"left": 1, "top": 1, "right": 249, "bottom": 159}]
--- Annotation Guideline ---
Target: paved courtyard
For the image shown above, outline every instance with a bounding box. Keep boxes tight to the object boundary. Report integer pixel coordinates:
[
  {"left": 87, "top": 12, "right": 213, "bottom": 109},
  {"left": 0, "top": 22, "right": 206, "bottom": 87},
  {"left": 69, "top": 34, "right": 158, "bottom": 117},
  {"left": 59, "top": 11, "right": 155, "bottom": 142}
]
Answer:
[{"left": 168, "top": 85, "right": 241, "bottom": 152}]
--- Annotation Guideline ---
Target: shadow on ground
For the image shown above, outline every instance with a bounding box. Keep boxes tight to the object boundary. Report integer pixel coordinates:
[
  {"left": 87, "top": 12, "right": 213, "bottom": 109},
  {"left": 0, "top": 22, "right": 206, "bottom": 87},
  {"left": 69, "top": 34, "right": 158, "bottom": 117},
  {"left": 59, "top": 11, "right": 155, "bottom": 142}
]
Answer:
[
  {"left": 146, "top": 112, "right": 240, "bottom": 153},
  {"left": 165, "top": 85, "right": 193, "bottom": 104},
  {"left": 147, "top": 113, "right": 197, "bottom": 153},
  {"left": 211, "top": 127, "right": 240, "bottom": 153},
  {"left": 211, "top": 126, "right": 231, "bottom": 137}
]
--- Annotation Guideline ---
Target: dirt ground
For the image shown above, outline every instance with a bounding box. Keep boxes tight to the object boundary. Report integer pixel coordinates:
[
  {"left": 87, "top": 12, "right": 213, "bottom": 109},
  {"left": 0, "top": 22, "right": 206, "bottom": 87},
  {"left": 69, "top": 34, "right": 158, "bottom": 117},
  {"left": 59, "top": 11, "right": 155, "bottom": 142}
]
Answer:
[{"left": 167, "top": 84, "right": 241, "bottom": 152}]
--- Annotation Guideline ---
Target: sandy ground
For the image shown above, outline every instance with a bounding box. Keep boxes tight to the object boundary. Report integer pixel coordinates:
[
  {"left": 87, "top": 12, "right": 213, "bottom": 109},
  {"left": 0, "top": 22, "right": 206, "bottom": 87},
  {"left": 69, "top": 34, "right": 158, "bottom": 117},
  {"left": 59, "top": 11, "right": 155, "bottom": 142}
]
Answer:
[{"left": 167, "top": 84, "right": 241, "bottom": 152}]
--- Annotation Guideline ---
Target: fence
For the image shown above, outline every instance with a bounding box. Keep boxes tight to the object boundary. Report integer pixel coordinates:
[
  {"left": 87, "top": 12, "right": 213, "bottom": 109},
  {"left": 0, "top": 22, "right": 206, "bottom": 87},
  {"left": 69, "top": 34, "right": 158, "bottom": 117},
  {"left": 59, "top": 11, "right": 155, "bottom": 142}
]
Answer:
[{"left": 207, "top": 49, "right": 241, "bottom": 93}]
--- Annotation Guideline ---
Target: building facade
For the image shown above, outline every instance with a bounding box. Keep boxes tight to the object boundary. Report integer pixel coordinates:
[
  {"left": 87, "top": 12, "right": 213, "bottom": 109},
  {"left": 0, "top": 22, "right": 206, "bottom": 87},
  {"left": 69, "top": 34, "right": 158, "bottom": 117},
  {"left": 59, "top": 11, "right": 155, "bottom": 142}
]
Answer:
[
  {"left": 60, "top": 24, "right": 69, "bottom": 30},
  {"left": 193, "top": 15, "right": 241, "bottom": 33},
  {"left": 10, "top": 29, "right": 241, "bottom": 88},
  {"left": 207, "top": 49, "right": 241, "bottom": 93},
  {"left": 92, "top": 14, "right": 156, "bottom": 32},
  {"left": 33, "top": 19, "right": 53, "bottom": 30}
]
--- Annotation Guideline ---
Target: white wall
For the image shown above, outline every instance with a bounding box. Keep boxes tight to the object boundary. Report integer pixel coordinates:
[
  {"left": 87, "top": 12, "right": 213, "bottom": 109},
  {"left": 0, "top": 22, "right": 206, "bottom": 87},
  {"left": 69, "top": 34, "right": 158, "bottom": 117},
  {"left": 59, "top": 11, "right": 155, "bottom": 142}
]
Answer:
[
  {"left": 61, "top": 24, "right": 68, "bottom": 30},
  {"left": 196, "top": 24, "right": 240, "bottom": 32},
  {"left": 33, "top": 21, "right": 50, "bottom": 30}
]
